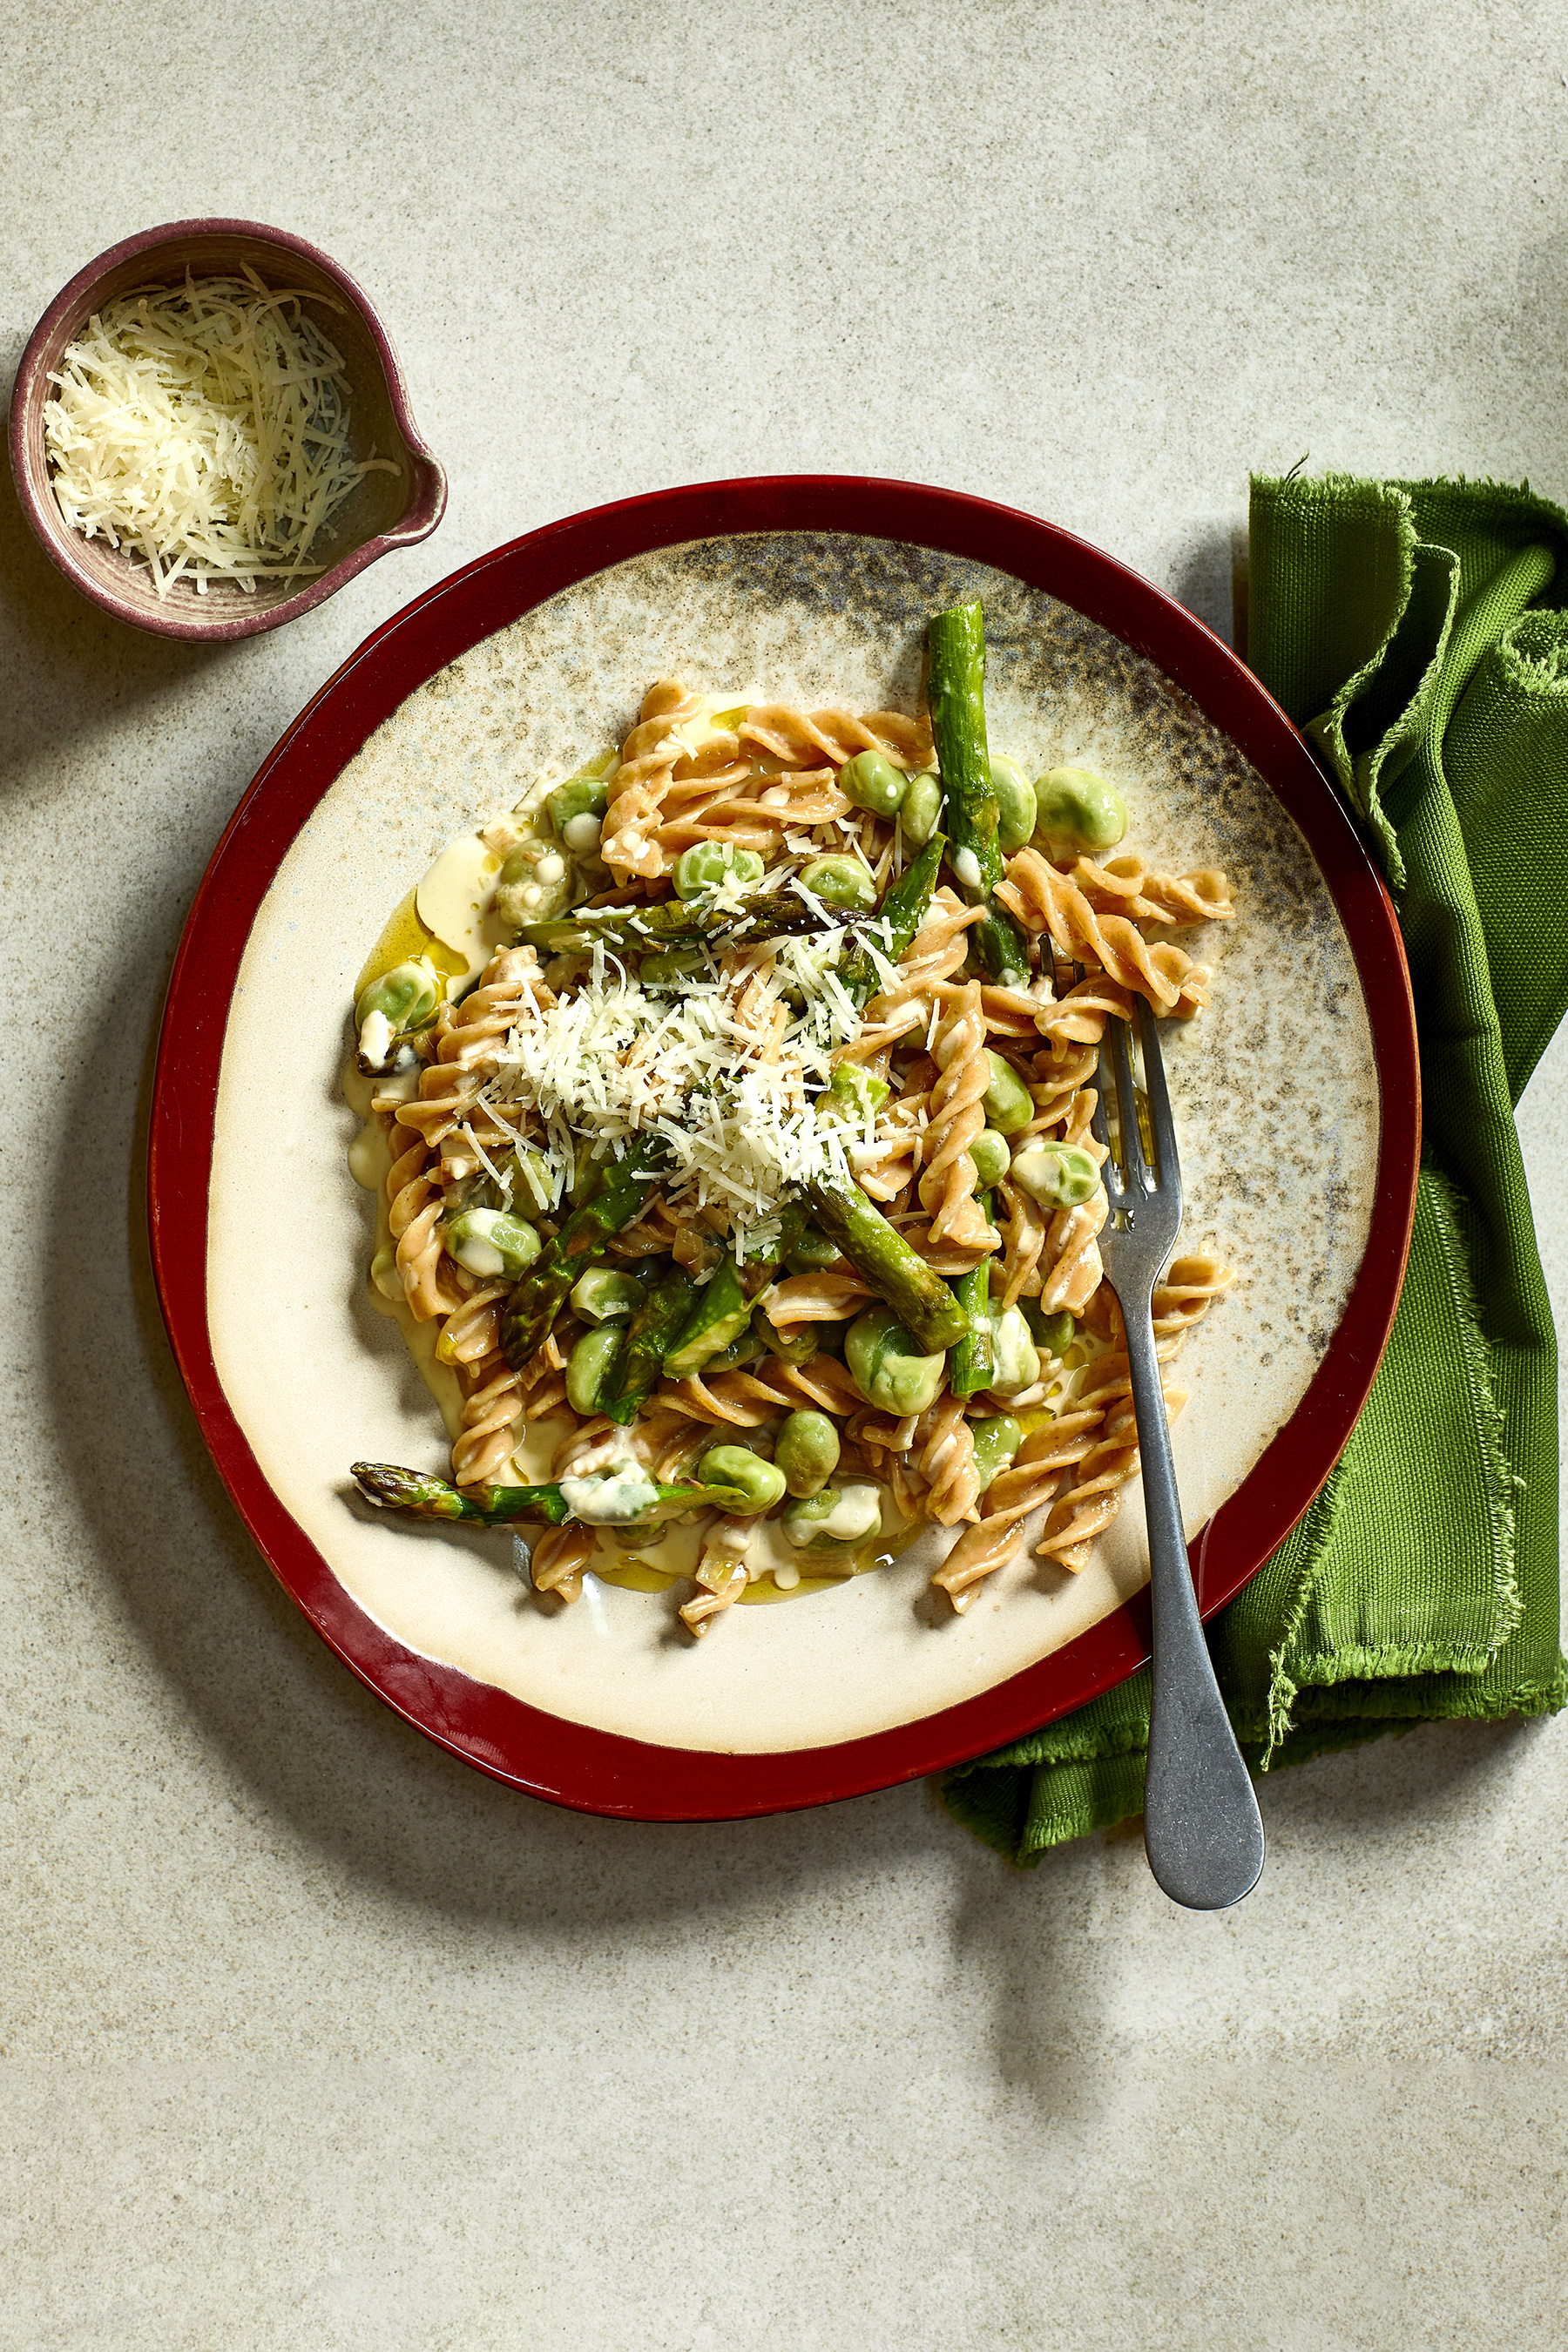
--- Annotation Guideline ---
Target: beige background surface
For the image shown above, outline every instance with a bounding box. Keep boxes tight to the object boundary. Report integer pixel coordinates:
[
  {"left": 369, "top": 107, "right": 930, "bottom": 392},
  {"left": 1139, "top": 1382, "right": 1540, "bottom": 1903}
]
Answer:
[{"left": 3, "top": 4, "right": 1565, "bottom": 2347}]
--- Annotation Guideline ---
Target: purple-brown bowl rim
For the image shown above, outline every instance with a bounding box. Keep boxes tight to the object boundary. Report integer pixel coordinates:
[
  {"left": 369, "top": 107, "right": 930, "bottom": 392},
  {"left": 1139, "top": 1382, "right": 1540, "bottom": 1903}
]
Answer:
[{"left": 7, "top": 216, "right": 448, "bottom": 641}]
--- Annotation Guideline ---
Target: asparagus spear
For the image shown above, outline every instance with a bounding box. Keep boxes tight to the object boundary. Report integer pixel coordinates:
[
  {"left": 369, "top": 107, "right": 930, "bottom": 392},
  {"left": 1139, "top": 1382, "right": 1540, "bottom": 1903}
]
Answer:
[
  {"left": 802, "top": 1175, "right": 968, "bottom": 1353},
  {"left": 517, "top": 891, "right": 822, "bottom": 958},
  {"left": 949, "top": 1192, "right": 997, "bottom": 1397},
  {"left": 602, "top": 1262, "right": 699, "bottom": 1423},
  {"left": 661, "top": 1199, "right": 813, "bottom": 1381},
  {"left": 523, "top": 843, "right": 943, "bottom": 1000},
  {"left": 925, "top": 603, "right": 1030, "bottom": 987},
  {"left": 352, "top": 1462, "right": 776, "bottom": 1524},
  {"left": 836, "top": 834, "right": 945, "bottom": 1008},
  {"left": 500, "top": 1135, "right": 667, "bottom": 1370}
]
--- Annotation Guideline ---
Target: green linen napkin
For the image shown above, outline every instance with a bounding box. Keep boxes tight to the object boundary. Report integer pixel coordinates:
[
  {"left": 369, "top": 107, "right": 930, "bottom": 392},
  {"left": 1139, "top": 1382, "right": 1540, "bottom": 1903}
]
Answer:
[{"left": 943, "top": 474, "right": 1568, "bottom": 1864}]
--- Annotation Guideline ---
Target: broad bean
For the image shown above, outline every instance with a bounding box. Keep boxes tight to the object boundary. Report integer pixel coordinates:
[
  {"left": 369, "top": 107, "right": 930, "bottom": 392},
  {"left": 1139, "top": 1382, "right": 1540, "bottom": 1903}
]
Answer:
[
  {"left": 838, "top": 748, "right": 909, "bottom": 817},
  {"left": 546, "top": 776, "right": 610, "bottom": 839},
  {"left": 566, "top": 1325, "right": 625, "bottom": 1416},
  {"left": 970, "top": 1126, "right": 1011, "bottom": 1188},
  {"left": 800, "top": 855, "right": 875, "bottom": 913},
  {"left": 846, "top": 1303, "right": 948, "bottom": 1416},
  {"left": 570, "top": 1269, "right": 647, "bottom": 1324},
  {"left": 673, "top": 841, "right": 766, "bottom": 900},
  {"left": 970, "top": 1413, "right": 1024, "bottom": 1492},
  {"left": 507, "top": 1143, "right": 557, "bottom": 1217},
  {"left": 822, "top": 1063, "right": 890, "bottom": 1122},
  {"left": 1031, "top": 767, "right": 1128, "bottom": 858},
  {"left": 987, "top": 1306, "right": 1040, "bottom": 1398},
  {"left": 496, "top": 839, "right": 573, "bottom": 929},
  {"left": 982, "top": 1050, "right": 1034, "bottom": 1137},
  {"left": 700, "top": 1443, "right": 787, "bottom": 1513},
  {"left": 1009, "top": 1141, "right": 1101, "bottom": 1208},
  {"left": 443, "top": 1207, "right": 543, "bottom": 1281},
  {"left": 901, "top": 771, "right": 943, "bottom": 846},
  {"left": 355, "top": 956, "right": 443, "bottom": 1067},
  {"left": 988, "top": 754, "right": 1037, "bottom": 852},
  {"left": 774, "top": 1409, "right": 841, "bottom": 1498},
  {"left": 781, "top": 1484, "right": 883, "bottom": 1550}
]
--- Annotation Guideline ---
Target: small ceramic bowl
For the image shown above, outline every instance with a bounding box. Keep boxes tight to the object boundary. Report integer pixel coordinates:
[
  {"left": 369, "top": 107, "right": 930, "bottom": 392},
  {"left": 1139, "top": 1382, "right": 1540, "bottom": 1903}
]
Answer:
[{"left": 8, "top": 218, "right": 447, "bottom": 641}]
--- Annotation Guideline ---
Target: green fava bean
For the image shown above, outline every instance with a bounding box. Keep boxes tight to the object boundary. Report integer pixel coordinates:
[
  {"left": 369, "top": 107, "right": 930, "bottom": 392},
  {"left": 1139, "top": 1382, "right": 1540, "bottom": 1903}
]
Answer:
[
  {"left": 845, "top": 1303, "right": 948, "bottom": 1416},
  {"left": 988, "top": 754, "right": 1037, "bottom": 852},
  {"left": 987, "top": 1306, "right": 1041, "bottom": 1397},
  {"left": 901, "top": 772, "right": 943, "bottom": 847},
  {"left": 982, "top": 1050, "right": 1034, "bottom": 1137},
  {"left": 838, "top": 748, "right": 909, "bottom": 817},
  {"left": 970, "top": 1126, "right": 1011, "bottom": 1188},
  {"left": 443, "top": 1208, "right": 542, "bottom": 1280},
  {"left": 1031, "top": 767, "right": 1128, "bottom": 858},
  {"left": 800, "top": 855, "right": 875, "bottom": 913},
  {"left": 496, "top": 838, "right": 573, "bottom": 929},
  {"left": 570, "top": 1269, "right": 646, "bottom": 1324},
  {"left": 673, "top": 841, "right": 767, "bottom": 900},
  {"left": 700, "top": 1443, "right": 787, "bottom": 1513},
  {"left": 970, "top": 1413, "right": 1023, "bottom": 1493},
  {"left": 823, "top": 1063, "right": 890, "bottom": 1122},
  {"left": 774, "top": 1409, "right": 841, "bottom": 1498},
  {"left": 1010, "top": 1141, "right": 1102, "bottom": 1208},
  {"left": 546, "top": 775, "right": 610, "bottom": 840},
  {"left": 355, "top": 956, "right": 443, "bottom": 1037},
  {"left": 781, "top": 1484, "right": 883, "bottom": 1550},
  {"left": 566, "top": 1325, "right": 625, "bottom": 1416}
]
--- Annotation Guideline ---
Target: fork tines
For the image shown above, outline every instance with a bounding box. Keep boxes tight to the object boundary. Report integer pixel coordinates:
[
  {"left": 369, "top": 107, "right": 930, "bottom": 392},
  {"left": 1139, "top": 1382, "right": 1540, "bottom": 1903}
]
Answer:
[{"left": 1092, "top": 994, "right": 1183, "bottom": 1235}]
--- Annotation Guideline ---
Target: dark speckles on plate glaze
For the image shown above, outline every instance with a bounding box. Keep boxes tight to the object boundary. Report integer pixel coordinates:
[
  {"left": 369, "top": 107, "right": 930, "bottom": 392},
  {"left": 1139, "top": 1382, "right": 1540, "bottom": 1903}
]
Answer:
[{"left": 337, "top": 530, "right": 1379, "bottom": 1502}]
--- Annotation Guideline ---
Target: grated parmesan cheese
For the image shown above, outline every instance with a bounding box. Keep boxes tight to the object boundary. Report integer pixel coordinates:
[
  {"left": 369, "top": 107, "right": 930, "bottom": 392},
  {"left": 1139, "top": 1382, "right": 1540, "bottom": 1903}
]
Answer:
[
  {"left": 475, "top": 951, "right": 867, "bottom": 1252},
  {"left": 43, "top": 268, "right": 398, "bottom": 597}
]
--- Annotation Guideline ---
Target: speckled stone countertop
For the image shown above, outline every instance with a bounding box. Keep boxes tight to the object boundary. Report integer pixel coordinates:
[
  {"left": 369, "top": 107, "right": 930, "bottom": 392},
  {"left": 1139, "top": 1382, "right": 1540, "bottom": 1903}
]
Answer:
[{"left": 3, "top": 7, "right": 1565, "bottom": 2348}]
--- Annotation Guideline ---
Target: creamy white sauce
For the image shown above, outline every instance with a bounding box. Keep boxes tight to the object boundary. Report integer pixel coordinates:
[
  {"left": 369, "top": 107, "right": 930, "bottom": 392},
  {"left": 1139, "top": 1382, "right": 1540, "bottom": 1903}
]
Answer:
[
  {"left": 416, "top": 834, "right": 503, "bottom": 987},
  {"left": 348, "top": 1121, "right": 389, "bottom": 1191},
  {"left": 953, "top": 847, "right": 982, "bottom": 890},
  {"left": 358, "top": 1009, "right": 393, "bottom": 1070},
  {"left": 562, "top": 812, "right": 603, "bottom": 853},
  {"left": 559, "top": 1467, "right": 661, "bottom": 1524}
]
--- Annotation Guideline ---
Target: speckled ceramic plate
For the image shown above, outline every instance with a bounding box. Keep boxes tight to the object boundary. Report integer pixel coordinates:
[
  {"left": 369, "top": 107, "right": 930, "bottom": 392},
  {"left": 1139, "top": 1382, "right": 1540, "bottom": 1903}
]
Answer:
[{"left": 149, "top": 476, "right": 1418, "bottom": 1819}]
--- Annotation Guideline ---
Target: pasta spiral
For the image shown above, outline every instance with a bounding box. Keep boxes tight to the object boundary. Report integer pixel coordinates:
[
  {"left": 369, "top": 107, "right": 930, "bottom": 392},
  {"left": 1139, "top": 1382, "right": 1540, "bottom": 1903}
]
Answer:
[
  {"left": 996, "top": 849, "right": 1206, "bottom": 1013},
  {"left": 918, "top": 981, "right": 998, "bottom": 1251}
]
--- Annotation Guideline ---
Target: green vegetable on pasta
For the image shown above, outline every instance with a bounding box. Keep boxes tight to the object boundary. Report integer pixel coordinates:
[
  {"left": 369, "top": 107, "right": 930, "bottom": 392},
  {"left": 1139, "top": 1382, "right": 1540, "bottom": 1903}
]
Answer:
[
  {"left": 900, "top": 771, "right": 943, "bottom": 846},
  {"left": 925, "top": 601, "right": 1030, "bottom": 987},
  {"left": 1031, "top": 766, "right": 1128, "bottom": 858},
  {"left": 348, "top": 631, "right": 1240, "bottom": 1632},
  {"left": 500, "top": 1136, "right": 669, "bottom": 1371},
  {"left": 1010, "top": 1141, "right": 1102, "bottom": 1208},
  {"left": 774, "top": 1409, "right": 841, "bottom": 1497},
  {"left": 838, "top": 747, "right": 909, "bottom": 816}
]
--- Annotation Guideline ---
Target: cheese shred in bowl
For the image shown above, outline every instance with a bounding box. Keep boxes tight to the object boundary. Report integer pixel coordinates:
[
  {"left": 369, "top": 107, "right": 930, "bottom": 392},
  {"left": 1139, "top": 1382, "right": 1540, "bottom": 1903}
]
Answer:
[{"left": 42, "top": 267, "right": 399, "bottom": 598}]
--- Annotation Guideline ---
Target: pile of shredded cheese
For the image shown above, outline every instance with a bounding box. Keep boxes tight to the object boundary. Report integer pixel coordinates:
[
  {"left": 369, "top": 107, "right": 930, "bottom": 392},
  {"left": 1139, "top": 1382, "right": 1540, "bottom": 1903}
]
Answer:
[
  {"left": 472, "top": 935, "right": 891, "bottom": 1259},
  {"left": 43, "top": 268, "right": 397, "bottom": 597}
]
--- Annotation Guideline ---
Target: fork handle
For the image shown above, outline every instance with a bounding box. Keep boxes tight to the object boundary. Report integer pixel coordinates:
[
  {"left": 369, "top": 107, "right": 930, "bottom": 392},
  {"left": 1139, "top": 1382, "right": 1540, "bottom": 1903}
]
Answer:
[{"left": 1121, "top": 1296, "right": 1266, "bottom": 1910}]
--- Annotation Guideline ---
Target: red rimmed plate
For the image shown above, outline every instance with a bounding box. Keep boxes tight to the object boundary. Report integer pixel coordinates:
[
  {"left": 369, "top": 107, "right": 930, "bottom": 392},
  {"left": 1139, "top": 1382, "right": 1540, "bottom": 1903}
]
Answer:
[{"left": 148, "top": 476, "right": 1418, "bottom": 1819}]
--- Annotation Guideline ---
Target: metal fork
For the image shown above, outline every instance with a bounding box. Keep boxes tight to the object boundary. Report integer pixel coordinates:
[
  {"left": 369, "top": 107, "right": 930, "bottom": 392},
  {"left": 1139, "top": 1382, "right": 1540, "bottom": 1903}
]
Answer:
[{"left": 1092, "top": 997, "right": 1266, "bottom": 1910}]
